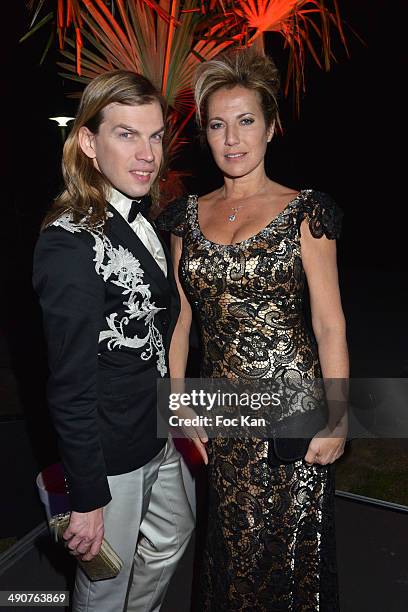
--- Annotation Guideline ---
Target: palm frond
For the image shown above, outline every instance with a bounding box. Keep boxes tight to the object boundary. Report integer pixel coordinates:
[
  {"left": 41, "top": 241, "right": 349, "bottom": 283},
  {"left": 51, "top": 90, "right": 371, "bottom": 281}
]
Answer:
[
  {"left": 24, "top": 0, "right": 352, "bottom": 196},
  {"left": 24, "top": 1, "right": 350, "bottom": 114},
  {"left": 55, "top": 1, "right": 234, "bottom": 115},
  {"left": 28, "top": 0, "right": 48, "bottom": 29},
  {"left": 225, "top": 0, "right": 349, "bottom": 110},
  {"left": 19, "top": 11, "right": 54, "bottom": 42}
]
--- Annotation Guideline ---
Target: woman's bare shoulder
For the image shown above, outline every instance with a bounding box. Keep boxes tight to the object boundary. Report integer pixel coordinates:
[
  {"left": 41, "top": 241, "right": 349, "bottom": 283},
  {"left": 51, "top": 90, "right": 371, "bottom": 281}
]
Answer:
[{"left": 266, "top": 180, "right": 299, "bottom": 199}]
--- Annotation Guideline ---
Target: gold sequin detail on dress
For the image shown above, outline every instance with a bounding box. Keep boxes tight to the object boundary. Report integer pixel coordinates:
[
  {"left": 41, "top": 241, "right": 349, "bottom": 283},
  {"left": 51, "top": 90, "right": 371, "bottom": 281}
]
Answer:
[{"left": 158, "top": 189, "right": 343, "bottom": 611}]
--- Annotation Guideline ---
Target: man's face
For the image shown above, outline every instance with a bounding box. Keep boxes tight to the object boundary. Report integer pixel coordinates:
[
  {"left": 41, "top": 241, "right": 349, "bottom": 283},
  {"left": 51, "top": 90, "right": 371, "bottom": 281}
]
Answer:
[{"left": 79, "top": 101, "right": 164, "bottom": 198}]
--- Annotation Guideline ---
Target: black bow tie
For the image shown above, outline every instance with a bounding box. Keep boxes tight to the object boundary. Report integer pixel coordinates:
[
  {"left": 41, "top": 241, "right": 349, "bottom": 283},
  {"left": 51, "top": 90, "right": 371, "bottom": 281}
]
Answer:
[{"left": 127, "top": 197, "right": 151, "bottom": 223}]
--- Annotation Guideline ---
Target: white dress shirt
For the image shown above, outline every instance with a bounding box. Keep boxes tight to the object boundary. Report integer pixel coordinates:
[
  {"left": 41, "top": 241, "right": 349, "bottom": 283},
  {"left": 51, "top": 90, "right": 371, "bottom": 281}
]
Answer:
[{"left": 108, "top": 188, "right": 167, "bottom": 277}]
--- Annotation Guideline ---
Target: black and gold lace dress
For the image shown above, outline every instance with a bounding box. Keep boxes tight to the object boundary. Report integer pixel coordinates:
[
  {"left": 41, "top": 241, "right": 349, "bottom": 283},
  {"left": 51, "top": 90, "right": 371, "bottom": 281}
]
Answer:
[{"left": 158, "top": 189, "right": 343, "bottom": 611}]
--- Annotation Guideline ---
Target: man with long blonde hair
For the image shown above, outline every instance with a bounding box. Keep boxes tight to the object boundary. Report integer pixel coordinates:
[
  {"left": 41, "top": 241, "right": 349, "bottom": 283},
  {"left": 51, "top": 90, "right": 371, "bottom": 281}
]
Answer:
[{"left": 33, "top": 70, "right": 193, "bottom": 612}]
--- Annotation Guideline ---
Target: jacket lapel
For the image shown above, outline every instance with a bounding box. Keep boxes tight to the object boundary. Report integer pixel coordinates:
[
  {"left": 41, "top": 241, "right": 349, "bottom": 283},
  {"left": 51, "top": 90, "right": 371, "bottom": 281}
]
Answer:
[
  {"left": 152, "top": 220, "right": 181, "bottom": 347},
  {"left": 105, "top": 203, "right": 170, "bottom": 299}
]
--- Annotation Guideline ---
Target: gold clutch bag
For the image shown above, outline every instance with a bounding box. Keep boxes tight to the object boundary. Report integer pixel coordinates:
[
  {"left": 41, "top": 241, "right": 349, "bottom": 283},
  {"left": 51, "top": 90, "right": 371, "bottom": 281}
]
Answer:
[{"left": 49, "top": 512, "right": 123, "bottom": 581}]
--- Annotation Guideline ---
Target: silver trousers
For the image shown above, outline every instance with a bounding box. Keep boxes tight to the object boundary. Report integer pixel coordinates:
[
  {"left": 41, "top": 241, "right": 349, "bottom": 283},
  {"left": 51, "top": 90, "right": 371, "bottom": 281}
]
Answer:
[{"left": 72, "top": 436, "right": 195, "bottom": 612}]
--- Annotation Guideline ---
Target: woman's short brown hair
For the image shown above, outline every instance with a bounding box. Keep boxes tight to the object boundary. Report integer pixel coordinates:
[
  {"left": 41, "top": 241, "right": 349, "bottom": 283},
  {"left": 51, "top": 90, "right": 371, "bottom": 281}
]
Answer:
[{"left": 194, "top": 47, "right": 280, "bottom": 132}]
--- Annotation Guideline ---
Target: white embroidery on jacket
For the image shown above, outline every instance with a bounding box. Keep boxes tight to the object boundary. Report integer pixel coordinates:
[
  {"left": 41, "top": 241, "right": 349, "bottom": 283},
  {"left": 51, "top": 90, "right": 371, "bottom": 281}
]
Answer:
[{"left": 53, "top": 212, "right": 167, "bottom": 376}]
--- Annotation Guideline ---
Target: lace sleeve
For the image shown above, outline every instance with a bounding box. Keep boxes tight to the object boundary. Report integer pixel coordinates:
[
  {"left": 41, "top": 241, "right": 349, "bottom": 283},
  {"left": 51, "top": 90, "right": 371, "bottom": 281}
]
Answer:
[
  {"left": 298, "top": 191, "right": 343, "bottom": 240},
  {"left": 155, "top": 196, "right": 188, "bottom": 237}
]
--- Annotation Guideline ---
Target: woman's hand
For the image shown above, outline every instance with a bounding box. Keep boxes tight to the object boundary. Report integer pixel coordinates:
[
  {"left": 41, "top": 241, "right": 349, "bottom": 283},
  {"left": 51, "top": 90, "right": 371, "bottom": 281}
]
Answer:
[
  {"left": 304, "top": 423, "right": 346, "bottom": 466},
  {"left": 173, "top": 405, "right": 209, "bottom": 465}
]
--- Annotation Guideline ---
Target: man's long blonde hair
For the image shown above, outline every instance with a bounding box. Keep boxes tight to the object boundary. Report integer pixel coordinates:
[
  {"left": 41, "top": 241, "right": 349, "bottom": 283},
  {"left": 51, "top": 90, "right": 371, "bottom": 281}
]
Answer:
[{"left": 43, "top": 70, "right": 167, "bottom": 229}]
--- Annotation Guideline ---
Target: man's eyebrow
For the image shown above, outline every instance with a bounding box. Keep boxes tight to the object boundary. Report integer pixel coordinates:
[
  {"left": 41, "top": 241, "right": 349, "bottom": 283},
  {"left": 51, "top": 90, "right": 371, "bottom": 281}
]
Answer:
[
  {"left": 151, "top": 125, "right": 165, "bottom": 136},
  {"left": 208, "top": 112, "right": 255, "bottom": 121},
  {"left": 113, "top": 124, "right": 165, "bottom": 136},
  {"left": 113, "top": 124, "right": 139, "bottom": 134}
]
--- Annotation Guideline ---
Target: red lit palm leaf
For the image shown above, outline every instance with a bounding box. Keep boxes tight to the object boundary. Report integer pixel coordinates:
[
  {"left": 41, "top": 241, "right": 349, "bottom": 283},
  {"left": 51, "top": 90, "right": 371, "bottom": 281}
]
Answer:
[
  {"left": 26, "top": 0, "right": 83, "bottom": 38},
  {"left": 56, "top": 0, "right": 235, "bottom": 196},
  {"left": 163, "top": 6, "right": 235, "bottom": 111},
  {"left": 25, "top": 1, "right": 348, "bottom": 112},
  {"left": 24, "top": 1, "right": 84, "bottom": 70},
  {"left": 58, "top": 1, "right": 233, "bottom": 114},
  {"left": 24, "top": 0, "right": 350, "bottom": 196},
  {"left": 231, "top": 0, "right": 347, "bottom": 106},
  {"left": 236, "top": 0, "right": 299, "bottom": 35}
]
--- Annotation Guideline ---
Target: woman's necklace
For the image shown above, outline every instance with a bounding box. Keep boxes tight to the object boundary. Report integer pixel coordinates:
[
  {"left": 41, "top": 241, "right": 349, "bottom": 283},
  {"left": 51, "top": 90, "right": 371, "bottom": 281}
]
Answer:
[
  {"left": 228, "top": 205, "right": 246, "bottom": 222},
  {"left": 223, "top": 184, "right": 268, "bottom": 222}
]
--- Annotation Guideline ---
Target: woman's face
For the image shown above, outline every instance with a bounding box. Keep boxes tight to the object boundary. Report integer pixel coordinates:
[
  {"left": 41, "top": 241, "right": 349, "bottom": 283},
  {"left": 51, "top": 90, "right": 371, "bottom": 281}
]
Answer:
[{"left": 205, "top": 85, "right": 273, "bottom": 179}]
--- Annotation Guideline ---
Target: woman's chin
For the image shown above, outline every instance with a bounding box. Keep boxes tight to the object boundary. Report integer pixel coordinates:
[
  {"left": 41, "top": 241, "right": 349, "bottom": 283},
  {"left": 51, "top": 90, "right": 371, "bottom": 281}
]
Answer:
[{"left": 220, "top": 167, "right": 254, "bottom": 180}]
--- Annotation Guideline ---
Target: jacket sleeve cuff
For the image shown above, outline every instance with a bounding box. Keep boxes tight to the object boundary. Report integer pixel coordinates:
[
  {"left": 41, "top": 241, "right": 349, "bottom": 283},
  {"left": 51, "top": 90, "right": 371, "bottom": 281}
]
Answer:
[{"left": 68, "top": 476, "right": 112, "bottom": 513}]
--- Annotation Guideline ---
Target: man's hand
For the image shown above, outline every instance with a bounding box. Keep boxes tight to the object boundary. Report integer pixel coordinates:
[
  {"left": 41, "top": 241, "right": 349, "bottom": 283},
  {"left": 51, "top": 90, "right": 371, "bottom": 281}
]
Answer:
[
  {"left": 304, "top": 423, "right": 347, "bottom": 466},
  {"left": 63, "top": 507, "right": 104, "bottom": 561},
  {"left": 175, "top": 405, "right": 208, "bottom": 465}
]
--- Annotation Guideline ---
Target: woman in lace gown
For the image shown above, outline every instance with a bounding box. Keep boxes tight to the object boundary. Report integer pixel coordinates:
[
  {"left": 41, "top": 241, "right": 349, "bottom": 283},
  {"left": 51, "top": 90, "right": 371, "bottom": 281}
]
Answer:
[{"left": 159, "top": 49, "right": 348, "bottom": 611}]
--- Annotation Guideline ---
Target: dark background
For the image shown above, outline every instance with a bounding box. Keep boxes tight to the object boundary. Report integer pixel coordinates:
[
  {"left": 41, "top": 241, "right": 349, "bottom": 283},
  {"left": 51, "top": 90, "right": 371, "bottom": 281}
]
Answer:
[{"left": 0, "top": 0, "right": 406, "bottom": 537}]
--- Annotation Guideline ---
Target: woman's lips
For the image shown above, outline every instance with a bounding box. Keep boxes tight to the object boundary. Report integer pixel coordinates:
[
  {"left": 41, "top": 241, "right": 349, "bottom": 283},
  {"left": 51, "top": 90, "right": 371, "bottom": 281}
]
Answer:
[{"left": 224, "top": 152, "right": 247, "bottom": 160}]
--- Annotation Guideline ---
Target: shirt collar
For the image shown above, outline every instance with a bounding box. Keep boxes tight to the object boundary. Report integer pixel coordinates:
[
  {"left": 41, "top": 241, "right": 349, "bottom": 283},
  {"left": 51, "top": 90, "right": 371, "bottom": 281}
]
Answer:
[{"left": 107, "top": 187, "right": 135, "bottom": 220}]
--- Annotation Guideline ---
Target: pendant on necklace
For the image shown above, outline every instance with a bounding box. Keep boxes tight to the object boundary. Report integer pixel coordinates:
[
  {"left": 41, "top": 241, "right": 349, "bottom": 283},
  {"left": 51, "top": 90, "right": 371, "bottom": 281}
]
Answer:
[{"left": 229, "top": 207, "right": 239, "bottom": 222}]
